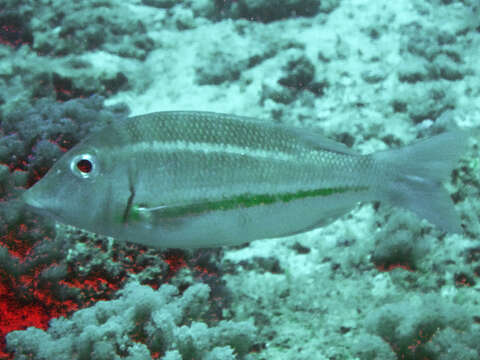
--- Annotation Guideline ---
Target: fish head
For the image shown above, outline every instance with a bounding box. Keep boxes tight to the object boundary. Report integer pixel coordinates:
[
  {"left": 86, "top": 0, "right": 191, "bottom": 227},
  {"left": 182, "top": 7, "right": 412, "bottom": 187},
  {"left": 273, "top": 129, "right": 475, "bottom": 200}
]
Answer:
[{"left": 22, "top": 139, "right": 119, "bottom": 233}]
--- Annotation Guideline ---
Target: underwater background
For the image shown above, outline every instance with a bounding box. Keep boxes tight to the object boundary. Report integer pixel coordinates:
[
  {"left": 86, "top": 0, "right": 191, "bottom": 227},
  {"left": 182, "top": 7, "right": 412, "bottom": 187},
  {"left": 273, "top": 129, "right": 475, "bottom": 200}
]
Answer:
[{"left": 0, "top": 0, "right": 480, "bottom": 359}]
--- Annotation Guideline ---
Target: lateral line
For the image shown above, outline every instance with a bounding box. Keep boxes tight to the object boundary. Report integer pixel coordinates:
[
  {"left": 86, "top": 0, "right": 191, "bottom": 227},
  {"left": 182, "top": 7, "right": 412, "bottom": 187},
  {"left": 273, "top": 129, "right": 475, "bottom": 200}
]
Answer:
[{"left": 129, "top": 185, "right": 369, "bottom": 220}]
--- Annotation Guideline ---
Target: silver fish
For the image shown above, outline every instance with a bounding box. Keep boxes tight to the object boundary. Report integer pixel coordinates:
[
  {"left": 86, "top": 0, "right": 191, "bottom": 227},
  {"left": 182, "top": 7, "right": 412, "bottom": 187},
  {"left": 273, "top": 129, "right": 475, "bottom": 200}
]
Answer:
[{"left": 22, "top": 112, "right": 468, "bottom": 248}]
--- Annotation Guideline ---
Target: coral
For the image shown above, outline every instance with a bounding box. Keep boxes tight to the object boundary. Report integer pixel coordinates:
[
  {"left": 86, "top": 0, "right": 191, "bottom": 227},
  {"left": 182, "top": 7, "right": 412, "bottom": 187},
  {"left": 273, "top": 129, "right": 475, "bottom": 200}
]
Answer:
[
  {"left": 372, "top": 210, "right": 429, "bottom": 271},
  {"left": 141, "top": 0, "right": 177, "bottom": 8},
  {"left": 390, "top": 20, "right": 473, "bottom": 123},
  {"left": 6, "top": 281, "right": 257, "bottom": 360},
  {"left": 195, "top": 52, "right": 245, "bottom": 85},
  {"left": 277, "top": 52, "right": 315, "bottom": 90},
  {"left": 28, "top": 2, "right": 154, "bottom": 59},
  {"left": 423, "top": 327, "right": 480, "bottom": 360},
  {"left": 260, "top": 48, "right": 320, "bottom": 106},
  {"left": 365, "top": 293, "right": 476, "bottom": 359},
  {"left": 0, "top": 11, "right": 33, "bottom": 49},
  {"left": 219, "top": 0, "right": 339, "bottom": 23},
  {"left": 393, "top": 83, "right": 456, "bottom": 124},
  {"left": 351, "top": 334, "right": 396, "bottom": 360}
]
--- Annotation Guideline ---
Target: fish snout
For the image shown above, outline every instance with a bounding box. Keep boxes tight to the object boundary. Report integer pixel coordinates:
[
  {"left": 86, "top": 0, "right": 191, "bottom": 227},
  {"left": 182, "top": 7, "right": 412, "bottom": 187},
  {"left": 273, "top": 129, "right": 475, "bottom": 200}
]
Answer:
[{"left": 22, "top": 188, "right": 45, "bottom": 210}]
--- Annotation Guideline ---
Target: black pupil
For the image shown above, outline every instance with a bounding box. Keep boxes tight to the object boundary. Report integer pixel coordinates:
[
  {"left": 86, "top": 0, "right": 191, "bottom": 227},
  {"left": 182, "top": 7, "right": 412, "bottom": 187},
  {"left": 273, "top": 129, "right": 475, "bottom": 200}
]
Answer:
[{"left": 77, "top": 159, "right": 92, "bottom": 173}]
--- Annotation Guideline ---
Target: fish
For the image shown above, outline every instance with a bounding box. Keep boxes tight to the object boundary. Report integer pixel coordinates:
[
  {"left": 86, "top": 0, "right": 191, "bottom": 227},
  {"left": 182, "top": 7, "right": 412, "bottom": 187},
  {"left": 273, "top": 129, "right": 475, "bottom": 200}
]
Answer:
[{"left": 22, "top": 111, "right": 469, "bottom": 248}]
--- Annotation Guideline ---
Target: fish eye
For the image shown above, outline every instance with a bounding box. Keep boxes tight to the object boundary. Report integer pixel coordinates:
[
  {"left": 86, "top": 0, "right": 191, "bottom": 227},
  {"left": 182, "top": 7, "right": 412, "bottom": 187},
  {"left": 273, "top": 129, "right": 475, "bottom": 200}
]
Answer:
[
  {"left": 77, "top": 159, "right": 92, "bottom": 173},
  {"left": 70, "top": 153, "right": 99, "bottom": 179}
]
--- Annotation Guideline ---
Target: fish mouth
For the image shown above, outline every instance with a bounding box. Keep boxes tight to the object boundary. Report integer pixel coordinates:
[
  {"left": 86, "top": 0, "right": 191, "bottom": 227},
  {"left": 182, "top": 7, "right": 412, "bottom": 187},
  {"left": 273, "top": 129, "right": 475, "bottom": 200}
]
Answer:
[
  {"left": 23, "top": 193, "right": 43, "bottom": 210},
  {"left": 22, "top": 190, "right": 63, "bottom": 222},
  {"left": 22, "top": 188, "right": 45, "bottom": 211}
]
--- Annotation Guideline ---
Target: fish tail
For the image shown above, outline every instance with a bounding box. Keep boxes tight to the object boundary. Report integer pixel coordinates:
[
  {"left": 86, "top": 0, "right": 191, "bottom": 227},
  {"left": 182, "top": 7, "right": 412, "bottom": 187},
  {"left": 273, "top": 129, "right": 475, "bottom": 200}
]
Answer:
[{"left": 373, "top": 130, "right": 469, "bottom": 233}]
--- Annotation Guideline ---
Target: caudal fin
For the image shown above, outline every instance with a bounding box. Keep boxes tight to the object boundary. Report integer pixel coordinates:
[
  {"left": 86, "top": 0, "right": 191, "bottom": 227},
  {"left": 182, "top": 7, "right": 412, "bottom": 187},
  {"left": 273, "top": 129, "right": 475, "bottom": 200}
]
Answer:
[{"left": 373, "top": 131, "right": 469, "bottom": 233}]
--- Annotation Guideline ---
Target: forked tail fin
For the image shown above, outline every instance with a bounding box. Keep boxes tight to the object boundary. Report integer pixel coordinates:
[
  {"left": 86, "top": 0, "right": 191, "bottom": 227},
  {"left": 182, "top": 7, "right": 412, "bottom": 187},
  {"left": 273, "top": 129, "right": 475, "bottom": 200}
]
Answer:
[{"left": 373, "top": 131, "right": 469, "bottom": 233}]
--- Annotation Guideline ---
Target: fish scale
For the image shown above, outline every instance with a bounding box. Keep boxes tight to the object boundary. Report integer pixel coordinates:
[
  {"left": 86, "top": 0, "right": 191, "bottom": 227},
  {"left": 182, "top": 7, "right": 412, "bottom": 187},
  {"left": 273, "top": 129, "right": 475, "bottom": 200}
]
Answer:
[
  {"left": 22, "top": 112, "right": 468, "bottom": 248},
  {"left": 109, "top": 113, "right": 371, "bottom": 204}
]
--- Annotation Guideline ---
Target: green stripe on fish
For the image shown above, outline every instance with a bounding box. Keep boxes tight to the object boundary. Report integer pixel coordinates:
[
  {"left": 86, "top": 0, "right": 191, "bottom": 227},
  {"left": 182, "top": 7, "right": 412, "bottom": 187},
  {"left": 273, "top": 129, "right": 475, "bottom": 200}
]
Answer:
[{"left": 126, "top": 185, "right": 369, "bottom": 223}]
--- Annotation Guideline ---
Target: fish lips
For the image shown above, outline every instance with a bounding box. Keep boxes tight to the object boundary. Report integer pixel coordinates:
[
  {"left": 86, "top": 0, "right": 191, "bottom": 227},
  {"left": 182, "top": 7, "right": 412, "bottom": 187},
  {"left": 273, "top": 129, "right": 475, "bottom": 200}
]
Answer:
[{"left": 22, "top": 188, "right": 66, "bottom": 223}]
